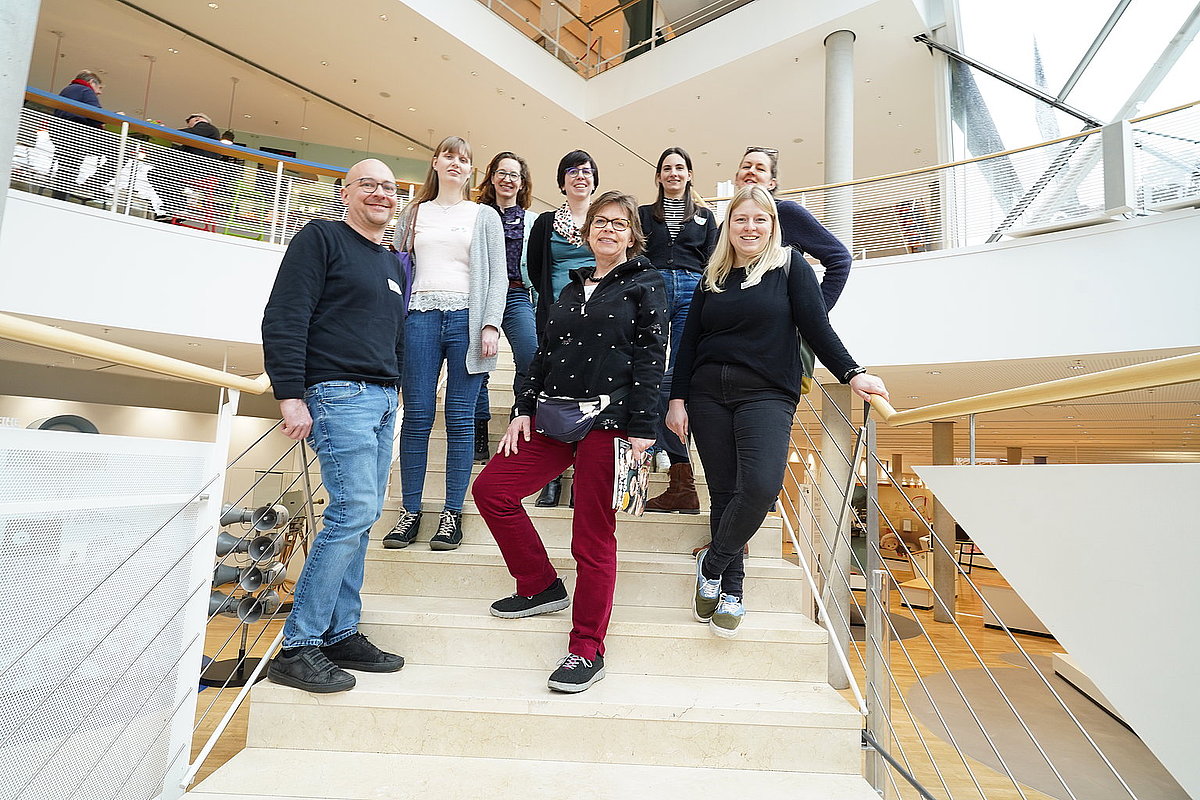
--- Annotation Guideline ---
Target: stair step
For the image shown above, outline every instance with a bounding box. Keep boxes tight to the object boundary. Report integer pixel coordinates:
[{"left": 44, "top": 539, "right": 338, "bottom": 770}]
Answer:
[
  {"left": 244, "top": 666, "right": 862, "bottom": 773},
  {"left": 369, "top": 501, "right": 779, "bottom": 558},
  {"left": 358, "top": 593, "right": 828, "bottom": 681},
  {"left": 188, "top": 749, "right": 882, "bottom": 799},
  {"left": 362, "top": 544, "right": 810, "bottom": 611}
]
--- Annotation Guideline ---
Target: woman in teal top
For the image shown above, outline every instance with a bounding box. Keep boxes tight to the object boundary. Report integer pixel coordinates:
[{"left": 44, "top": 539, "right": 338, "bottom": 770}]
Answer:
[{"left": 525, "top": 150, "right": 599, "bottom": 506}]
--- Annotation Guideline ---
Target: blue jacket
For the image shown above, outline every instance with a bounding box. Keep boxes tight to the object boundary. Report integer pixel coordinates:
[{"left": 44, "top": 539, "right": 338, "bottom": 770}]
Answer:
[{"left": 55, "top": 80, "right": 103, "bottom": 128}]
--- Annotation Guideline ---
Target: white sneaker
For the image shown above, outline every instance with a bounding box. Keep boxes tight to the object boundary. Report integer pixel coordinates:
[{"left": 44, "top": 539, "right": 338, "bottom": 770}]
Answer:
[{"left": 654, "top": 450, "right": 671, "bottom": 472}]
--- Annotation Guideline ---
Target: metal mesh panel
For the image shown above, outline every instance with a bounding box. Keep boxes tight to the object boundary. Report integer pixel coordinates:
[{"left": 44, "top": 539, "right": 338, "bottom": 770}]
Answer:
[
  {"left": 1132, "top": 103, "right": 1200, "bottom": 208},
  {"left": 0, "top": 430, "right": 211, "bottom": 800}
]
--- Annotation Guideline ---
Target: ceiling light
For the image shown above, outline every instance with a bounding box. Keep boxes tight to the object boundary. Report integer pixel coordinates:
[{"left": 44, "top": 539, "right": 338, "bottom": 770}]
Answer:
[
  {"left": 927, "top": 370, "right": 941, "bottom": 375},
  {"left": 407, "top": 146, "right": 414, "bottom": 150},
  {"left": 408, "top": 107, "right": 416, "bottom": 112},
  {"left": 471, "top": 71, "right": 478, "bottom": 76},
  {"left": 300, "top": 125, "right": 308, "bottom": 130},
  {"left": 207, "top": 2, "right": 218, "bottom": 7},
  {"left": 355, "top": 136, "right": 363, "bottom": 141},
  {"left": 320, "top": 61, "right": 329, "bottom": 66},
  {"left": 908, "top": 396, "right": 919, "bottom": 400},
  {"left": 379, "top": 13, "right": 388, "bottom": 20},
  {"left": 167, "top": 48, "right": 179, "bottom": 54},
  {"left": 242, "top": 113, "right": 251, "bottom": 118},
  {"left": 187, "top": 342, "right": 200, "bottom": 347},
  {"left": 379, "top": 91, "right": 391, "bottom": 98}
]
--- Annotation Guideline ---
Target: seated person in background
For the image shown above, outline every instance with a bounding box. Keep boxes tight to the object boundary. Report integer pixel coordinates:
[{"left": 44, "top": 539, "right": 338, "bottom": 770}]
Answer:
[
  {"left": 51, "top": 69, "right": 112, "bottom": 201},
  {"left": 178, "top": 113, "right": 222, "bottom": 157},
  {"left": 155, "top": 112, "right": 226, "bottom": 223}
]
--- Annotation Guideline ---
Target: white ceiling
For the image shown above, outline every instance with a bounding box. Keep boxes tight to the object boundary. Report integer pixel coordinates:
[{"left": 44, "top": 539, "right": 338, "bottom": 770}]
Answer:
[{"left": 25, "top": 0, "right": 941, "bottom": 205}]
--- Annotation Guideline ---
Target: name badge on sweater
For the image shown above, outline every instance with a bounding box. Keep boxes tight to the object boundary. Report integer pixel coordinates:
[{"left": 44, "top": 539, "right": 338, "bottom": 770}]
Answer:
[
  {"left": 387, "top": 278, "right": 403, "bottom": 296},
  {"left": 694, "top": 214, "right": 707, "bottom": 225}
]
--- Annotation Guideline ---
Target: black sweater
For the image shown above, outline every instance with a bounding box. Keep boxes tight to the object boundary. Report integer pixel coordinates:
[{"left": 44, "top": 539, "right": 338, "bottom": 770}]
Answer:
[
  {"left": 777, "top": 200, "right": 853, "bottom": 310},
  {"left": 637, "top": 203, "right": 719, "bottom": 272},
  {"left": 262, "top": 220, "right": 406, "bottom": 400},
  {"left": 670, "top": 250, "right": 860, "bottom": 404},
  {"left": 516, "top": 256, "right": 667, "bottom": 439}
]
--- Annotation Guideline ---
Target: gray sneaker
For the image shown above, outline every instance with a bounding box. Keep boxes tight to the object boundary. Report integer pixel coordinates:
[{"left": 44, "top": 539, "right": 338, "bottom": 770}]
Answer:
[
  {"left": 710, "top": 593, "right": 745, "bottom": 638},
  {"left": 267, "top": 645, "right": 355, "bottom": 693},
  {"left": 694, "top": 548, "right": 721, "bottom": 622}
]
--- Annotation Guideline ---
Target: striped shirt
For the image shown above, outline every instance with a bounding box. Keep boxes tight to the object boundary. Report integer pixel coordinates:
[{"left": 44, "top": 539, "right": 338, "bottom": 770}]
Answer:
[{"left": 663, "top": 197, "right": 686, "bottom": 240}]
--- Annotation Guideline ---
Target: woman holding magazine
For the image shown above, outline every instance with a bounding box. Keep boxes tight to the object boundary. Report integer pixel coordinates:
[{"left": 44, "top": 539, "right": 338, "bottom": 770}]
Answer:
[
  {"left": 667, "top": 185, "right": 889, "bottom": 639},
  {"left": 473, "top": 190, "right": 666, "bottom": 694}
]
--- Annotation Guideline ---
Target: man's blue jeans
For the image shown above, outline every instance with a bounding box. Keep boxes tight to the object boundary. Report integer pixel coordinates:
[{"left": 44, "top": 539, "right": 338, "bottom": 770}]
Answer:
[
  {"left": 655, "top": 268, "right": 701, "bottom": 462},
  {"left": 475, "top": 288, "right": 538, "bottom": 420},
  {"left": 401, "top": 308, "right": 486, "bottom": 512},
  {"left": 282, "top": 380, "right": 398, "bottom": 648}
]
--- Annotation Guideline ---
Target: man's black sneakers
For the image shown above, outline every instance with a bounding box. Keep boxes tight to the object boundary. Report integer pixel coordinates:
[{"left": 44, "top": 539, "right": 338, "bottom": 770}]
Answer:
[
  {"left": 267, "top": 646, "right": 355, "bottom": 693},
  {"left": 321, "top": 632, "right": 404, "bottom": 673}
]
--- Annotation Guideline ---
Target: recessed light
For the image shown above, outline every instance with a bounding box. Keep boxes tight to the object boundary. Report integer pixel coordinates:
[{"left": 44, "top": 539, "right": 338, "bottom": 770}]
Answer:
[
  {"left": 441, "top": 54, "right": 450, "bottom": 61},
  {"left": 355, "top": 136, "right": 363, "bottom": 141},
  {"left": 471, "top": 71, "right": 478, "bottom": 76},
  {"left": 167, "top": 48, "right": 179, "bottom": 54},
  {"left": 187, "top": 342, "right": 200, "bottom": 347},
  {"left": 379, "top": 13, "right": 388, "bottom": 20},
  {"left": 408, "top": 107, "right": 416, "bottom": 112},
  {"left": 242, "top": 113, "right": 251, "bottom": 118},
  {"left": 320, "top": 61, "right": 329, "bottom": 66},
  {"left": 207, "top": 2, "right": 218, "bottom": 7},
  {"left": 908, "top": 396, "right": 919, "bottom": 400},
  {"left": 300, "top": 125, "right": 308, "bottom": 130},
  {"left": 379, "top": 91, "right": 391, "bottom": 98},
  {"left": 407, "top": 146, "right": 414, "bottom": 151},
  {"left": 1066, "top": 416, "right": 1075, "bottom": 419},
  {"left": 927, "top": 370, "right": 941, "bottom": 375}
]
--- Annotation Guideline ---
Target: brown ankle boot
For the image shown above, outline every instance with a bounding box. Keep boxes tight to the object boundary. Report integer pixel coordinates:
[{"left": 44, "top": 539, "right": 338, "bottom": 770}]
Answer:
[{"left": 645, "top": 462, "right": 700, "bottom": 514}]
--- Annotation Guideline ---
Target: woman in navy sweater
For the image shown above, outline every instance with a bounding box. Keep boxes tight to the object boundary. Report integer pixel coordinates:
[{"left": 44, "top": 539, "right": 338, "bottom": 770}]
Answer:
[
  {"left": 667, "top": 185, "right": 888, "bottom": 638},
  {"left": 637, "top": 147, "right": 718, "bottom": 514}
]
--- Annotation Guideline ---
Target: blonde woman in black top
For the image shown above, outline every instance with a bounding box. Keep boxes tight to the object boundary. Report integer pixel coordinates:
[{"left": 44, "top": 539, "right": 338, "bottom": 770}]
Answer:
[{"left": 667, "top": 185, "right": 888, "bottom": 638}]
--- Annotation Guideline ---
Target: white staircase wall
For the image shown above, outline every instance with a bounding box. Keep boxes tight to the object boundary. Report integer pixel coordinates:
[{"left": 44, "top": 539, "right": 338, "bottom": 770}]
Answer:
[{"left": 914, "top": 463, "right": 1200, "bottom": 799}]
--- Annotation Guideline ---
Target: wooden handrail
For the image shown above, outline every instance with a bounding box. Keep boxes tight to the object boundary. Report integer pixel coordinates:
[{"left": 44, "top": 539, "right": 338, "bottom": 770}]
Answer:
[
  {"left": 0, "top": 313, "right": 271, "bottom": 395},
  {"left": 866, "top": 352, "right": 1200, "bottom": 427},
  {"left": 24, "top": 88, "right": 419, "bottom": 189}
]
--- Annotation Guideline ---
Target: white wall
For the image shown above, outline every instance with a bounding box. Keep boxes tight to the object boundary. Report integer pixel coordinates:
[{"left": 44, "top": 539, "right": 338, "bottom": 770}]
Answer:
[
  {"left": 0, "top": 192, "right": 282, "bottom": 344},
  {"left": 830, "top": 208, "right": 1200, "bottom": 365},
  {"left": 4, "top": 190, "right": 1198, "bottom": 366}
]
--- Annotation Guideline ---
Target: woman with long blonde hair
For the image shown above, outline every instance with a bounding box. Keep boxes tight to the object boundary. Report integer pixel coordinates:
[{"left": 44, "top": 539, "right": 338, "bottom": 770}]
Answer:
[
  {"left": 383, "top": 136, "right": 507, "bottom": 551},
  {"left": 666, "top": 185, "right": 889, "bottom": 637}
]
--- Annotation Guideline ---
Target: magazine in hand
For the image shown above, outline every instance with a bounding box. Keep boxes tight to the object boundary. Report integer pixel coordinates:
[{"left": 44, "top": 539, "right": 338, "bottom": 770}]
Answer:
[{"left": 612, "top": 438, "right": 652, "bottom": 516}]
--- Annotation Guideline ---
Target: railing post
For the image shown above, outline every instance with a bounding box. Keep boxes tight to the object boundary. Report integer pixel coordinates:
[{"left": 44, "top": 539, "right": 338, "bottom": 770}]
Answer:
[
  {"left": 865, "top": 569, "right": 891, "bottom": 793},
  {"left": 109, "top": 121, "right": 130, "bottom": 214},
  {"left": 819, "top": 382, "right": 855, "bottom": 688},
  {"left": 931, "top": 420, "right": 957, "bottom": 622},
  {"left": 269, "top": 160, "right": 284, "bottom": 243},
  {"left": 1102, "top": 119, "right": 1135, "bottom": 215}
]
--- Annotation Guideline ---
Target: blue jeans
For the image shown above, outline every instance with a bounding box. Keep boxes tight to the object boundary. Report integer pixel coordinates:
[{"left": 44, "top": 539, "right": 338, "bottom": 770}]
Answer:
[
  {"left": 401, "top": 309, "right": 486, "bottom": 512},
  {"left": 475, "top": 288, "right": 538, "bottom": 420},
  {"left": 283, "top": 381, "right": 398, "bottom": 648},
  {"left": 655, "top": 269, "right": 701, "bottom": 462}
]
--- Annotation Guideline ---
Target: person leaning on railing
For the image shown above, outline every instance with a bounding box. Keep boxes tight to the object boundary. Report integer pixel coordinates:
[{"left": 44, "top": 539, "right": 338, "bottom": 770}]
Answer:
[
  {"left": 666, "top": 185, "right": 889, "bottom": 639},
  {"left": 472, "top": 191, "right": 667, "bottom": 694},
  {"left": 50, "top": 69, "right": 113, "bottom": 203},
  {"left": 153, "top": 112, "right": 225, "bottom": 224},
  {"left": 260, "top": 158, "right": 408, "bottom": 693}
]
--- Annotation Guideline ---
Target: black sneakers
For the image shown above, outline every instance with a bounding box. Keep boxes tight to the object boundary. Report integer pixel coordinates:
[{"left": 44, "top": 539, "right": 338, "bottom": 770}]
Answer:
[
  {"left": 548, "top": 652, "right": 605, "bottom": 693},
  {"left": 429, "top": 509, "right": 463, "bottom": 551},
  {"left": 267, "top": 646, "right": 355, "bottom": 693},
  {"left": 320, "top": 632, "right": 404, "bottom": 673},
  {"left": 383, "top": 510, "right": 421, "bottom": 549},
  {"left": 490, "top": 577, "right": 570, "bottom": 619},
  {"left": 474, "top": 419, "right": 491, "bottom": 463}
]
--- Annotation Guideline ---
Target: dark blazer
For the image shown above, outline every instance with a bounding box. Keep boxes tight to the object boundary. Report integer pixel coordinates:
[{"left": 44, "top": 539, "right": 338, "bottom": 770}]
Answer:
[
  {"left": 516, "top": 256, "right": 667, "bottom": 439},
  {"left": 637, "top": 203, "right": 719, "bottom": 272}
]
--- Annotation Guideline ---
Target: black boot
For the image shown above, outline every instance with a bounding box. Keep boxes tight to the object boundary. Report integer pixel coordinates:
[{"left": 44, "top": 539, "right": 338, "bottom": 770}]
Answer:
[
  {"left": 535, "top": 476, "right": 562, "bottom": 507},
  {"left": 474, "top": 419, "right": 490, "bottom": 464}
]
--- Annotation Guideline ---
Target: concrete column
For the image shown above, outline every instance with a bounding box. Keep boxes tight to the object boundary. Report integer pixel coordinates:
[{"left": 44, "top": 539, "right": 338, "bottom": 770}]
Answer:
[
  {"left": 818, "top": 382, "right": 855, "bottom": 688},
  {"left": 0, "top": 0, "right": 41, "bottom": 232},
  {"left": 931, "top": 421, "right": 957, "bottom": 623},
  {"left": 1006, "top": 446, "right": 1023, "bottom": 465},
  {"left": 823, "top": 29, "right": 856, "bottom": 251}
]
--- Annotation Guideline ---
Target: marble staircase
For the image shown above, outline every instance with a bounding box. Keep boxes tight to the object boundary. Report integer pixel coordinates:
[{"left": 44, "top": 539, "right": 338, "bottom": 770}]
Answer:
[{"left": 186, "top": 351, "right": 875, "bottom": 799}]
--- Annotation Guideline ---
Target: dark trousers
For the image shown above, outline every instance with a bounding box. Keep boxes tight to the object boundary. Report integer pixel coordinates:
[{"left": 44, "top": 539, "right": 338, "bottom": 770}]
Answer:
[
  {"left": 472, "top": 428, "right": 623, "bottom": 660},
  {"left": 688, "top": 364, "right": 796, "bottom": 598}
]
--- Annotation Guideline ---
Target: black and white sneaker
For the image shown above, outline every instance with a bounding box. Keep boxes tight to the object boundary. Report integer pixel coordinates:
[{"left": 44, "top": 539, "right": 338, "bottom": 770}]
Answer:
[
  {"left": 547, "top": 652, "right": 605, "bottom": 693},
  {"left": 428, "top": 509, "right": 463, "bottom": 551},
  {"left": 383, "top": 510, "right": 421, "bottom": 549},
  {"left": 490, "top": 577, "right": 570, "bottom": 618}
]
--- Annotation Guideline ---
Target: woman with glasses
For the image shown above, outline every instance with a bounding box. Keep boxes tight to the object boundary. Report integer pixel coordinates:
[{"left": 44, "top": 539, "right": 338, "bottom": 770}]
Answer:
[
  {"left": 524, "top": 150, "right": 600, "bottom": 507},
  {"left": 734, "top": 146, "right": 852, "bottom": 309},
  {"left": 473, "top": 190, "right": 666, "bottom": 693},
  {"left": 638, "top": 147, "right": 719, "bottom": 515},
  {"left": 667, "top": 185, "right": 888, "bottom": 638},
  {"left": 383, "top": 136, "right": 507, "bottom": 551},
  {"left": 471, "top": 152, "right": 538, "bottom": 463}
]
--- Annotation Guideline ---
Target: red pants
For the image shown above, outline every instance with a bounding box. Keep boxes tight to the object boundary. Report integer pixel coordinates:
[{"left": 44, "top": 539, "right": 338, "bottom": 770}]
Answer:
[{"left": 472, "top": 428, "right": 621, "bottom": 660}]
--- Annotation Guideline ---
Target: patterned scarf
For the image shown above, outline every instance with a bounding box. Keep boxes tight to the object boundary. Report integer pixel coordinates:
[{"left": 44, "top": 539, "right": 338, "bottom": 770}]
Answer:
[{"left": 552, "top": 202, "right": 585, "bottom": 248}]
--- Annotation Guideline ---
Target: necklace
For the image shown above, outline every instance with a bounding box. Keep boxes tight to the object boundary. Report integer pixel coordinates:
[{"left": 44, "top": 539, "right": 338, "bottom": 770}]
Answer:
[{"left": 431, "top": 198, "right": 465, "bottom": 212}]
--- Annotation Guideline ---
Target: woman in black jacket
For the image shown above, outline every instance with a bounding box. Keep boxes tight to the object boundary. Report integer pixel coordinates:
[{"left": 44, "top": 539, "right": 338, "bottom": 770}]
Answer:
[
  {"left": 667, "top": 185, "right": 888, "bottom": 639},
  {"left": 525, "top": 150, "right": 600, "bottom": 506},
  {"left": 638, "top": 147, "right": 718, "bottom": 514},
  {"left": 473, "top": 191, "right": 666, "bottom": 694}
]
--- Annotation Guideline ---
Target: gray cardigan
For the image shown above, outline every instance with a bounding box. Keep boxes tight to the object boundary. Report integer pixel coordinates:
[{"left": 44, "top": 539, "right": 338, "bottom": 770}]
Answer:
[{"left": 399, "top": 202, "right": 508, "bottom": 374}]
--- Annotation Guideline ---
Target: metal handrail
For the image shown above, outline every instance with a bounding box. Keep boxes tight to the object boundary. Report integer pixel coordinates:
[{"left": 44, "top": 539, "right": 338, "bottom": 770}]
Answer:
[
  {"left": 0, "top": 312, "right": 270, "bottom": 394},
  {"left": 867, "top": 350, "right": 1200, "bottom": 427}
]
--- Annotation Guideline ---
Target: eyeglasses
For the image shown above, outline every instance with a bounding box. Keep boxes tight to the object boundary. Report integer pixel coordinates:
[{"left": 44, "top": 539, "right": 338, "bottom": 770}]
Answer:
[
  {"left": 494, "top": 170, "right": 521, "bottom": 181},
  {"left": 565, "top": 166, "right": 594, "bottom": 178},
  {"left": 350, "top": 177, "right": 398, "bottom": 196},
  {"left": 743, "top": 146, "right": 779, "bottom": 157},
  {"left": 591, "top": 216, "right": 630, "bottom": 231}
]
